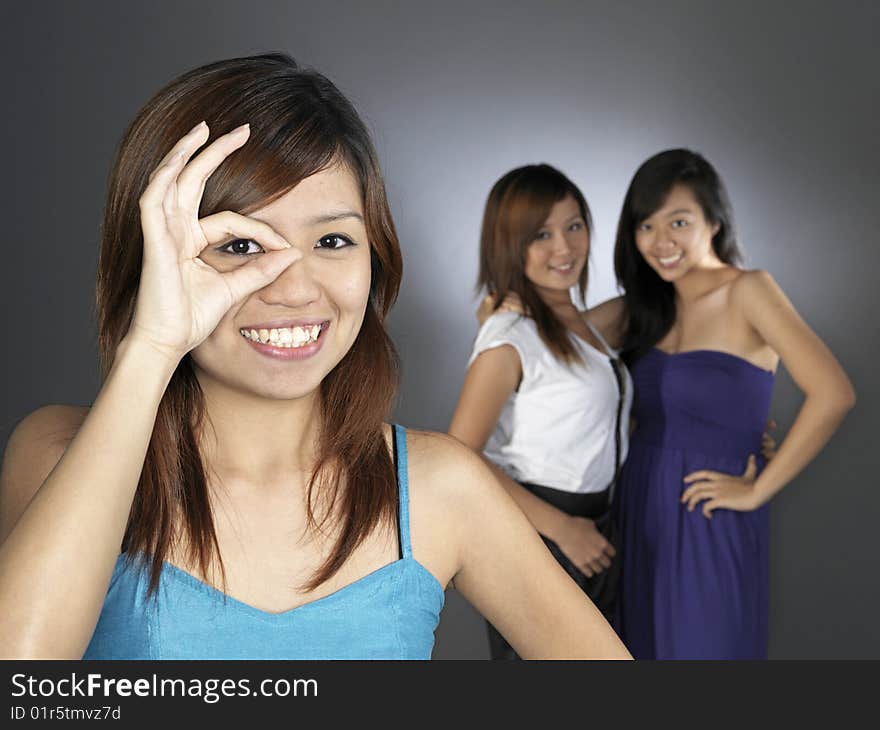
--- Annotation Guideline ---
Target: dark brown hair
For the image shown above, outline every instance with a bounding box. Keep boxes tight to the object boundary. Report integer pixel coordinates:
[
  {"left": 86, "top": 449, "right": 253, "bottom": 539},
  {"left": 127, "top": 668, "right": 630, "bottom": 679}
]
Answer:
[
  {"left": 97, "top": 53, "right": 403, "bottom": 593},
  {"left": 478, "top": 164, "right": 593, "bottom": 362}
]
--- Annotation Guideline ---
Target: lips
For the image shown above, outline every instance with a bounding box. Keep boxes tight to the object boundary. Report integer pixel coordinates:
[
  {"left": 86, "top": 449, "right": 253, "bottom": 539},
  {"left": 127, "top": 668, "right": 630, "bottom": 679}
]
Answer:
[
  {"left": 238, "top": 319, "right": 330, "bottom": 361},
  {"left": 656, "top": 252, "right": 684, "bottom": 268}
]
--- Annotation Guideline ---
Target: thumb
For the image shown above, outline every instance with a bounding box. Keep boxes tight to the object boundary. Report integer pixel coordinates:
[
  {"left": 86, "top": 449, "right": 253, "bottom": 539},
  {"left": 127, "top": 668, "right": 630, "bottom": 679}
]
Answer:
[
  {"left": 744, "top": 454, "right": 757, "bottom": 480},
  {"left": 222, "top": 247, "right": 303, "bottom": 304}
]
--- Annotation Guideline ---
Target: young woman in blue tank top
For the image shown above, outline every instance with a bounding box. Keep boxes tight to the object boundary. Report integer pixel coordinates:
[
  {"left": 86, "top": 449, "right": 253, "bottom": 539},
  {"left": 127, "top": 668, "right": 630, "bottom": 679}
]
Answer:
[{"left": 0, "top": 55, "right": 630, "bottom": 660}]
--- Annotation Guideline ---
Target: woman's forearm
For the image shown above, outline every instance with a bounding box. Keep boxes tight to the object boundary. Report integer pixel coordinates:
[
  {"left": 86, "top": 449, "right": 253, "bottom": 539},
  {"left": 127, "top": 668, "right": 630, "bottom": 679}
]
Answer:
[
  {"left": 752, "top": 389, "right": 855, "bottom": 506},
  {"left": 483, "top": 459, "right": 568, "bottom": 541},
  {"left": 0, "top": 336, "right": 179, "bottom": 658}
]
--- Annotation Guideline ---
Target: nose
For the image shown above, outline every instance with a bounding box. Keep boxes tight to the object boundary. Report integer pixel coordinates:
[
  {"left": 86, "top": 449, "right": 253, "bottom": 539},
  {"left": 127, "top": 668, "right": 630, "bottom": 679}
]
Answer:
[
  {"left": 551, "top": 231, "right": 573, "bottom": 256},
  {"left": 257, "top": 252, "right": 321, "bottom": 309},
  {"left": 652, "top": 229, "right": 677, "bottom": 253}
]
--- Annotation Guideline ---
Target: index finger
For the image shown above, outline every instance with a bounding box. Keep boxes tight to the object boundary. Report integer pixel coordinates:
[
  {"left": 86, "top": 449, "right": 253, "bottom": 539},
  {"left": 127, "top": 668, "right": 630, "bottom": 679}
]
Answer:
[
  {"left": 175, "top": 123, "right": 251, "bottom": 212},
  {"left": 683, "top": 470, "right": 721, "bottom": 483},
  {"left": 147, "top": 121, "right": 210, "bottom": 183},
  {"left": 199, "top": 211, "right": 292, "bottom": 253}
]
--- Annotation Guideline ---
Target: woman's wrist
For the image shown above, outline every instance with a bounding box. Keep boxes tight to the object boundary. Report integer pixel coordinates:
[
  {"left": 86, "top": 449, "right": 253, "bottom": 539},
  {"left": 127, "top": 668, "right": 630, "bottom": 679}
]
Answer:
[
  {"left": 547, "top": 511, "right": 577, "bottom": 544},
  {"left": 112, "top": 335, "right": 183, "bottom": 393},
  {"left": 749, "top": 481, "right": 771, "bottom": 510}
]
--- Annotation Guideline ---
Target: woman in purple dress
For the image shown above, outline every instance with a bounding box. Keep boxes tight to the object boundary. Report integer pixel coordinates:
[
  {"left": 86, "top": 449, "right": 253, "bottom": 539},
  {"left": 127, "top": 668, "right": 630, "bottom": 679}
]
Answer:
[{"left": 599, "top": 149, "right": 856, "bottom": 659}]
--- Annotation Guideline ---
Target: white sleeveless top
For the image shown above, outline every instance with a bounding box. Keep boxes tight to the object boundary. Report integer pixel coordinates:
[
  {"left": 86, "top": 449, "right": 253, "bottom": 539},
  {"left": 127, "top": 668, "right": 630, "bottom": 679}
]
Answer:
[{"left": 468, "top": 311, "right": 633, "bottom": 495}]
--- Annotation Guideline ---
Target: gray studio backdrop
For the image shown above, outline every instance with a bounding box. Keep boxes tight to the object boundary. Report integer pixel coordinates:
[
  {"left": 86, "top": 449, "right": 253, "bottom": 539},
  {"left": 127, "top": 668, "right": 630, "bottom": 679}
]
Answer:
[{"left": 1, "top": 1, "right": 877, "bottom": 658}]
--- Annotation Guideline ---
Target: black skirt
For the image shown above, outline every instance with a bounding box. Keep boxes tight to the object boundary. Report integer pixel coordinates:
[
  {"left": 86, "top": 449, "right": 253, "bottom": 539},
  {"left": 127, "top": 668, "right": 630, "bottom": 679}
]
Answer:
[{"left": 486, "top": 482, "right": 620, "bottom": 660}]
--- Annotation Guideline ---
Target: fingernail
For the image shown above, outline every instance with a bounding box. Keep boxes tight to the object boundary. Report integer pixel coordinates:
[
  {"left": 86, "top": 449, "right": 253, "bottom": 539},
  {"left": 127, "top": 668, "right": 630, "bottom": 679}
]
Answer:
[
  {"left": 233, "top": 123, "right": 250, "bottom": 134},
  {"left": 189, "top": 121, "right": 207, "bottom": 134}
]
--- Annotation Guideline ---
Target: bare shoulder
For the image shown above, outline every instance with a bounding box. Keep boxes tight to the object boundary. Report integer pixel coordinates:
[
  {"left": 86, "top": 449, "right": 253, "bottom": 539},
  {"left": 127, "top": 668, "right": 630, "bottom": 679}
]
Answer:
[
  {"left": 402, "top": 428, "right": 507, "bottom": 531},
  {"left": 398, "top": 428, "right": 502, "bottom": 583},
  {"left": 0, "top": 405, "right": 89, "bottom": 541},
  {"left": 404, "top": 428, "right": 494, "bottom": 505},
  {"left": 730, "top": 269, "right": 780, "bottom": 298},
  {"left": 4, "top": 405, "right": 89, "bottom": 454},
  {"left": 729, "top": 269, "right": 788, "bottom": 311},
  {"left": 585, "top": 296, "right": 626, "bottom": 348}
]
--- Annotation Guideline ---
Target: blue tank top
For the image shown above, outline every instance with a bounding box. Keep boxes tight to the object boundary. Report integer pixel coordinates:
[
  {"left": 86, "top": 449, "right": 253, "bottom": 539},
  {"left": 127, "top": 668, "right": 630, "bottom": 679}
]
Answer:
[{"left": 83, "top": 425, "right": 445, "bottom": 659}]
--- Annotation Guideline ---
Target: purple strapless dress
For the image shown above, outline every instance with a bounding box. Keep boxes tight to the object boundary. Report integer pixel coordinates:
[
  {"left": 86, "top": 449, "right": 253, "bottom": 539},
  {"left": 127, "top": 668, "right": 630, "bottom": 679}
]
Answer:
[{"left": 614, "top": 348, "right": 775, "bottom": 659}]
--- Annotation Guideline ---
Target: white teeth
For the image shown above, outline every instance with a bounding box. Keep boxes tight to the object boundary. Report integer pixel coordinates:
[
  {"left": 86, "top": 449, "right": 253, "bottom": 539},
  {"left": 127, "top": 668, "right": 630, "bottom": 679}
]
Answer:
[
  {"left": 240, "top": 324, "right": 323, "bottom": 349},
  {"left": 659, "top": 253, "right": 683, "bottom": 265}
]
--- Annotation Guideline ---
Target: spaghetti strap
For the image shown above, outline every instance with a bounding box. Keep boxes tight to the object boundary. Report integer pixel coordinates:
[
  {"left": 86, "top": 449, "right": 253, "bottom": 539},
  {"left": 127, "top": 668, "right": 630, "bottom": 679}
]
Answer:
[
  {"left": 392, "top": 423, "right": 412, "bottom": 559},
  {"left": 585, "top": 319, "right": 616, "bottom": 357}
]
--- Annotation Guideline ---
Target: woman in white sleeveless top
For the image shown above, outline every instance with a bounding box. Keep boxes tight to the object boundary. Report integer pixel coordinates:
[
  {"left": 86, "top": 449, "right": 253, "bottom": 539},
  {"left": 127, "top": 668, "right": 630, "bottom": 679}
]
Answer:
[{"left": 449, "top": 164, "right": 633, "bottom": 659}]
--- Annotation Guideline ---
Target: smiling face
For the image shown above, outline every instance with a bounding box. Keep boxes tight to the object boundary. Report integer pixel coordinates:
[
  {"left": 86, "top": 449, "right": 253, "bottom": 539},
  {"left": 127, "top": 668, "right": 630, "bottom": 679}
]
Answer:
[
  {"left": 634, "top": 183, "right": 722, "bottom": 282},
  {"left": 191, "top": 163, "right": 372, "bottom": 401},
  {"left": 523, "top": 194, "right": 589, "bottom": 297}
]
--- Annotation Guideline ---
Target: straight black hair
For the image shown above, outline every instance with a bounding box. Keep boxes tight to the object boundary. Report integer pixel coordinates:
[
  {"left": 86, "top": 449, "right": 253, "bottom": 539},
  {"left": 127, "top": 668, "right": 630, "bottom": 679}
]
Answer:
[{"left": 613, "top": 149, "right": 742, "bottom": 364}]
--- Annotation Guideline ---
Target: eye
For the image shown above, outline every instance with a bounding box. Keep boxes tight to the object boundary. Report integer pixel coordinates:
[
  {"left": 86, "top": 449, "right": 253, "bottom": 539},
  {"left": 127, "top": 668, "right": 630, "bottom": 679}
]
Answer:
[
  {"left": 217, "top": 239, "right": 264, "bottom": 256},
  {"left": 533, "top": 230, "right": 551, "bottom": 241},
  {"left": 671, "top": 219, "right": 689, "bottom": 229},
  {"left": 637, "top": 222, "right": 651, "bottom": 232},
  {"left": 568, "top": 221, "right": 584, "bottom": 232},
  {"left": 316, "top": 234, "right": 356, "bottom": 250}
]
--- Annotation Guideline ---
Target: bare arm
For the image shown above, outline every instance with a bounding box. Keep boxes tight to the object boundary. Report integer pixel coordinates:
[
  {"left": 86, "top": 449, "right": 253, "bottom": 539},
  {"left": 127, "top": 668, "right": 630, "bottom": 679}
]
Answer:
[
  {"left": 585, "top": 296, "right": 627, "bottom": 350},
  {"left": 450, "top": 345, "right": 586, "bottom": 534},
  {"left": 423, "top": 436, "right": 630, "bottom": 659},
  {"left": 449, "top": 345, "right": 559, "bottom": 527},
  {"left": 739, "top": 271, "right": 854, "bottom": 505},
  {"left": 449, "top": 343, "right": 614, "bottom": 576},
  {"left": 0, "top": 123, "right": 301, "bottom": 658},
  {"left": 682, "top": 271, "right": 855, "bottom": 515},
  {"left": 0, "top": 342, "right": 178, "bottom": 657}
]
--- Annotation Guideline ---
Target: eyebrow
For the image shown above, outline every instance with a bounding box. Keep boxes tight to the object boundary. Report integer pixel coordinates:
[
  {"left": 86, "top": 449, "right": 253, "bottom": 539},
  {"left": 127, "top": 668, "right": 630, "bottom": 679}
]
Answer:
[
  {"left": 304, "top": 210, "right": 365, "bottom": 226},
  {"left": 541, "top": 214, "right": 584, "bottom": 228},
  {"left": 664, "top": 208, "right": 695, "bottom": 217}
]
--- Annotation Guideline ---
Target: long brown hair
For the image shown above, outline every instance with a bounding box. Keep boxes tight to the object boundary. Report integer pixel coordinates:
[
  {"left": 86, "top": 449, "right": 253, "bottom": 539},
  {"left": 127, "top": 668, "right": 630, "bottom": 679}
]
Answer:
[
  {"left": 97, "top": 53, "right": 402, "bottom": 593},
  {"left": 478, "top": 164, "right": 593, "bottom": 362}
]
